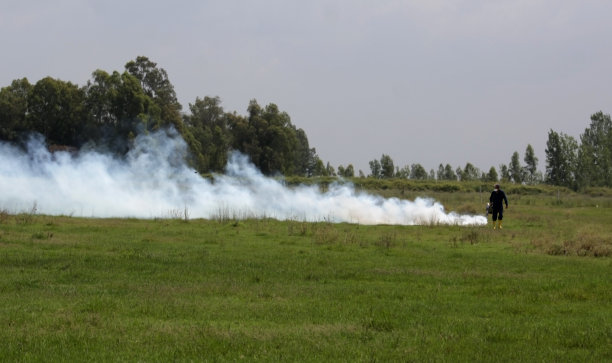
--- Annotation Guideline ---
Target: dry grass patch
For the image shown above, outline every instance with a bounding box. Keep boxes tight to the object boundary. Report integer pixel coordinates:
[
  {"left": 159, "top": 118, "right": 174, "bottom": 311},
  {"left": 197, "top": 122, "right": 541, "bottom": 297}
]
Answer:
[{"left": 531, "top": 231, "right": 612, "bottom": 257}]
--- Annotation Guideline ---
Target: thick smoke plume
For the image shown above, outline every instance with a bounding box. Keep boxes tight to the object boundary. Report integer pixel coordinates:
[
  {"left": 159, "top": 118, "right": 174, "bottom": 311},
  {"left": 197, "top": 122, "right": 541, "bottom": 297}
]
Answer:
[{"left": 0, "top": 130, "right": 487, "bottom": 225}]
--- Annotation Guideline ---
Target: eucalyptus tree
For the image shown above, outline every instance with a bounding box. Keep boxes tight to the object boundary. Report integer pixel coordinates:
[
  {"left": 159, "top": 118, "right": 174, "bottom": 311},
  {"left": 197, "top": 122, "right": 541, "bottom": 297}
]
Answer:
[
  {"left": 380, "top": 154, "right": 395, "bottom": 178},
  {"left": 499, "top": 164, "right": 510, "bottom": 182},
  {"left": 462, "top": 162, "right": 480, "bottom": 181},
  {"left": 545, "top": 129, "right": 578, "bottom": 188},
  {"left": 485, "top": 166, "right": 498, "bottom": 182},
  {"left": 183, "top": 96, "right": 230, "bottom": 172},
  {"left": 125, "top": 56, "right": 182, "bottom": 130},
  {"left": 509, "top": 151, "right": 524, "bottom": 184},
  {"left": 523, "top": 144, "right": 539, "bottom": 184},
  {"left": 369, "top": 159, "right": 381, "bottom": 178},
  {"left": 28, "top": 77, "right": 87, "bottom": 146},
  {"left": 0, "top": 78, "right": 31, "bottom": 142},
  {"left": 409, "top": 163, "right": 428, "bottom": 180},
  {"left": 576, "top": 112, "right": 612, "bottom": 188},
  {"left": 443, "top": 164, "right": 456, "bottom": 180}
]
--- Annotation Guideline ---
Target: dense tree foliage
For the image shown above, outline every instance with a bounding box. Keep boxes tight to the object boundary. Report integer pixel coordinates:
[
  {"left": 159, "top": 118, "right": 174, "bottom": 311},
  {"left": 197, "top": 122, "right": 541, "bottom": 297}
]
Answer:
[
  {"left": 0, "top": 78, "right": 32, "bottom": 142},
  {"left": 499, "top": 164, "right": 510, "bottom": 182},
  {"left": 436, "top": 164, "right": 457, "bottom": 181},
  {"left": 0, "top": 56, "right": 320, "bottom": 176},
  {"left": 576, "top": 112, "right": 612, "bottom": 189},
  {"left": 183, "top": 96, "right": 229, "bottom": 172},
  {"left": 545, "top": 130, "right": 577, "bottom": 188},
  {"left": 395, "top": 165, "right": 410, "bottom": 179},
  {"left": 523, "top": 144, "right": 541, "bottom": 185},
  {"left": 28, "top": 77, "right": 89, "bottom": 147},
  {"left": 1, "top": 56, "right": 610, "bottom": 186},
  {"left": 508, "top": 151, "right": 524, "bottom": 184},
  {"left": 485, "top": 166, "right": 498, "bottom": 182},
  {"left": 226, "top": 100, "right": 315, "bottom": 176},
  {"left": 368, "top": 159, "right": 382, "bottom": 178},
  {"left": 460, "top": 162, "right": 480, "bottom": 181},
  {"left": 337, "top": 164, "right": 355, "bottom": 178},
  {"left": 125, "top": 56, "right": 183, "bottom": 130},
  {"left": 409, "top": 163, "right": 428, "bottom": 180},
  {"left": 544, "top": 112, "right": 612, "bottom": 189},
  {"left": 83, "top": 68, "right": 164, "bottom": 151},
  {"left": 379, "top": 154, "right": 395, "bottom": 179}
]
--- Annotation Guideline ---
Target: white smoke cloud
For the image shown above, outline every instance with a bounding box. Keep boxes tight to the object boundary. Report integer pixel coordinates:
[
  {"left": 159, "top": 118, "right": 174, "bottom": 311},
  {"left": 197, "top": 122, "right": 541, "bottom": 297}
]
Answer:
[{"left": 0, "top": 130, "right": 487, "bottom": 225}]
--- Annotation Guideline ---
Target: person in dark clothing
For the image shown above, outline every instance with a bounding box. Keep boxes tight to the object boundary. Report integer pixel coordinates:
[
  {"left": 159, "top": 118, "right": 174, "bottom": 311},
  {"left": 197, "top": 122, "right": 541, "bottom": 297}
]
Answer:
[{"left": 489, "top": 183, "right": 508, "bottom": 229}]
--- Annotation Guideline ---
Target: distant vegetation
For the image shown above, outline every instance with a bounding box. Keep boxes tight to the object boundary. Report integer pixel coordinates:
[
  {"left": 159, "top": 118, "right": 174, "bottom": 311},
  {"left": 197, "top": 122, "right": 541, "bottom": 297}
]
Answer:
[
  {"left": 1, "top": 56, "right": 611, "bottom": 190},
  {"left": 363, "top": 111, "right": 612, "bottom": 192}
]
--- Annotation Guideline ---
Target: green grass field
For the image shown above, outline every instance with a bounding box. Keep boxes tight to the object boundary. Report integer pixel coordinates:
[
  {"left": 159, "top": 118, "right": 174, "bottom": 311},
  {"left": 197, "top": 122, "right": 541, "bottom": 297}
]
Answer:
[{"left": 1, "top": 190, "right": 611, "bottom": 361}]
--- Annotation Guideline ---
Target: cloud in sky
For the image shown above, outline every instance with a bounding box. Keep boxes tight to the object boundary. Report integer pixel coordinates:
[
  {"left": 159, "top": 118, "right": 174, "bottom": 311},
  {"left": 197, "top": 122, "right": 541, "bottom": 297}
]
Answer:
[{"left": 2, "top": 0, "right": 611, "bottom": 174}]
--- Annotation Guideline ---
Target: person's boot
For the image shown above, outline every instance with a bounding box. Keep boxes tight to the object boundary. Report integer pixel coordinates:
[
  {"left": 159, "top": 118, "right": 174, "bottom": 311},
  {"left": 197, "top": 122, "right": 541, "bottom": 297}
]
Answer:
[
  {"left": 498, "top": 220, "right": 503, "bottom": 229},
  {"left": 493, "top": 221, "right": 497, "bottom": 230}
]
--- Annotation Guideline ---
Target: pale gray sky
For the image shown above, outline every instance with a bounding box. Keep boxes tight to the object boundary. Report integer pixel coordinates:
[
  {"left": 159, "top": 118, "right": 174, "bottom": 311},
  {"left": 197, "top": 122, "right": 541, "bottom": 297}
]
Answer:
[{"left": 2, "top": 0, "right": 611, "bottom": 175}]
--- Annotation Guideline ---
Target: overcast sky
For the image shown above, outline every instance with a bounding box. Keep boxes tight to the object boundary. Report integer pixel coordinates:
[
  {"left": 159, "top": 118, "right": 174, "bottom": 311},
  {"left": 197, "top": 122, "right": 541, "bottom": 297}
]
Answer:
[{"left": 2, "top": 0, "right": 611, "bottom": 175}]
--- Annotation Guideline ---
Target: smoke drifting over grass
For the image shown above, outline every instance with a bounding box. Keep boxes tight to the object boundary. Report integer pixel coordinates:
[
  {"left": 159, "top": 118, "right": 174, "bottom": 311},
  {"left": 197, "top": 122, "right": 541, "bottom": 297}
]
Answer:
[{"left": 0, "top": 130, "right": 487, "bottom": 225}]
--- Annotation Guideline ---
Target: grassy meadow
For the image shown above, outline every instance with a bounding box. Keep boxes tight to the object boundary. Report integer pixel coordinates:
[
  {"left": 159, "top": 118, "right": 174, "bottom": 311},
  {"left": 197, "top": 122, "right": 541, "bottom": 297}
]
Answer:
[{"left": 0, "top": 186, "right": 611, "bottom": 361}]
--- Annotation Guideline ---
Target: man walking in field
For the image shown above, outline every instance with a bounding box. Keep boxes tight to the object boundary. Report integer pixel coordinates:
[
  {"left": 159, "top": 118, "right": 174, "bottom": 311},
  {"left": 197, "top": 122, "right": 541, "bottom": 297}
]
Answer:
[{"left": 490, "top": 183, "right": 508, "bottom": 229}]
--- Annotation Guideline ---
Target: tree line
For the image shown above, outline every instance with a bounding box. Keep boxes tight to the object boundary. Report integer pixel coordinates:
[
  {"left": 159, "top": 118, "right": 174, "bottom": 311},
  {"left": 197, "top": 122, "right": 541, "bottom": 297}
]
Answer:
[
  {"left": 0, "top": 56, "right": 322, "bottom": 177},
  {"left": 363, "top": 112, "right": 612, "bottom": 190},
  {"left": 363, "top": 143, "right": 538, "bottom": 184},
  {"left": 545, "top": 112, "right": 612, "bottom": 190},
  {"left": 1, "top": 56, "right": 610, "bottom": 189}
]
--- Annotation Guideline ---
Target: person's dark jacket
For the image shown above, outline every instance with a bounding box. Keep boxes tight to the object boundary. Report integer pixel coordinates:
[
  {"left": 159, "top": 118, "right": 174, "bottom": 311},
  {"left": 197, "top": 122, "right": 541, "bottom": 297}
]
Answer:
[{"left": 489, "top": 189, "right": 508, "bottom": 210}]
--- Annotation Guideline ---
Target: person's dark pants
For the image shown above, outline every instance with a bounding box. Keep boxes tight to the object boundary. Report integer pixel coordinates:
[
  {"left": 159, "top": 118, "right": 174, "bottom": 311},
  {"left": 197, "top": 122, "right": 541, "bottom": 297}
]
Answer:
[{"left": 492, "top": 207, "right": 503, "bottom": 221}]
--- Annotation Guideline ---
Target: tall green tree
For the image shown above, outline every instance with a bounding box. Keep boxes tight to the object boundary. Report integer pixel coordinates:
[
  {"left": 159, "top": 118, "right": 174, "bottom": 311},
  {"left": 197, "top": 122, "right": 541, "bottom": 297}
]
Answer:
[
  {"left": 125, "top": 56, "right": 182, "bottom": 130},
  {"left": 443, "top": 164, "right": 456, "bottom": 181},
  {"left": 410, "top": 163, "right": 427, "bottom": 180},
  {"left": 462, "top": 162, "right": 480, "bottom": 181},
  {"left": 183, "top": 96, "right": 230, "bottom": 172},
  {"left": 369, "top": 159, "right": 381, "bottom": 178},
  {"left": 545, "top": 129, "right": 578, "bottom": 188},
  {"left": 344, "top": 164, "right": 355, "bottom": 177},
  {"left": 523, "top": 144, "right": 539, "bottom": 184},
  {"left": 228, "top": 99, "right": 310, "bottom": 175},
  {"left": 325, "top": 162, "right": 336, "bottom": 177},
  {"left": 0, "top": 78, "right": 31, "bottom": 142},
  {"left": 311, "top": 157, "right": 326, "bottom": 176},
  {"left": 576, "top": 112, "right": 612, "bottom": 188},
  {"left": 228, "top": 106, "right": 258, "bottom": 166},
  {"left": 485, "top": 166, "right": 498, "bottom": 182},
  {"left": 499, "top": 164, "right": 510, "bottom": 181},
  {"left": 84, "top": 69, "right": 161, "bottom": 150},
  {"left": 293, "top": 128, "right": 317, "bottom": 177},
  {"left": 337, "top": 164, "right": 355, "bottom": 178},
  {"left": 380, "top": 154, "right": 395, "bottom": 178},
  {"left": 261, "top": 103, "right": 300, "bottom": 175},
  {"left": 436, "top": 164, "right": 445, "bottom": 180},
  {"left": 509, "top": 151, "right": 524, "bottom": 183},
  {"left": 395, "top": 165, "right": 410, "bottom": 179},
  {"left": 455, "top": 166, "right": 464, "bottom": 181},
  {"left": 27, "top": 77, "right": 87, "bottom": 146}
]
